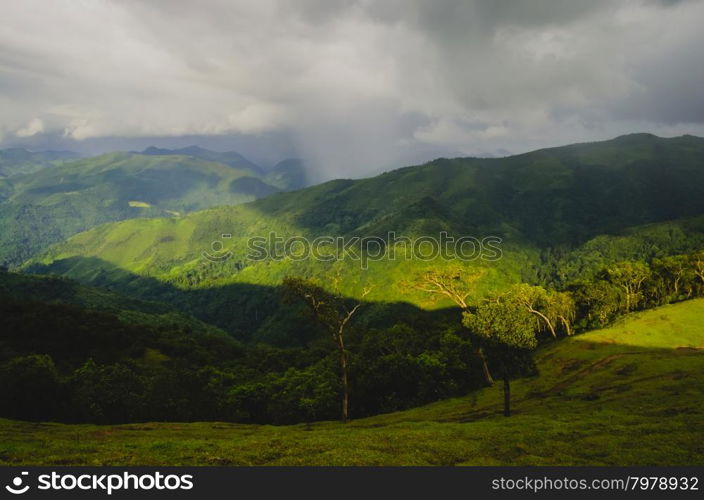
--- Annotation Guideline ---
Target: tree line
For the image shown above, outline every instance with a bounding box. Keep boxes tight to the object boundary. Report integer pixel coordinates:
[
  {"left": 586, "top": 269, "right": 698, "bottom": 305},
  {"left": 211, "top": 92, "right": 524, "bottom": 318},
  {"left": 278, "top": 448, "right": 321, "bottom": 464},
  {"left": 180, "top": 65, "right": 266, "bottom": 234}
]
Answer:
[
  {"left": 408, "top": 251, "right": 704, "bottom": 417},
  {"left": 1, "top": 249, "right": 703, "bottom": 424}
]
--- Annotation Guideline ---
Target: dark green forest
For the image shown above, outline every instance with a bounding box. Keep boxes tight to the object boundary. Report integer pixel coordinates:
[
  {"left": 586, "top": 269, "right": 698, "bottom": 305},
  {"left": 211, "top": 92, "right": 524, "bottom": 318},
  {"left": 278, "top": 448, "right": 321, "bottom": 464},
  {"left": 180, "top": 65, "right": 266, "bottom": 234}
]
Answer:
[
  {"left": 2, "top": 246, "right": 703, "bottom": 424},
  {"left": 2, "top": 134, "right": 704, "bottom": 425}
]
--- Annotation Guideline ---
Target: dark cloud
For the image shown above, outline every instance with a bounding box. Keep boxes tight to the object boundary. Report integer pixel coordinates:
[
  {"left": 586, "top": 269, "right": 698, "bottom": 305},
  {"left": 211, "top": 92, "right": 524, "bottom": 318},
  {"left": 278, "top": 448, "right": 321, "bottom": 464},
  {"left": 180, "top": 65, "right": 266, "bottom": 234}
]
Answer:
[{"left": 1, "top": 0, "right": 703, "bottom": 179}]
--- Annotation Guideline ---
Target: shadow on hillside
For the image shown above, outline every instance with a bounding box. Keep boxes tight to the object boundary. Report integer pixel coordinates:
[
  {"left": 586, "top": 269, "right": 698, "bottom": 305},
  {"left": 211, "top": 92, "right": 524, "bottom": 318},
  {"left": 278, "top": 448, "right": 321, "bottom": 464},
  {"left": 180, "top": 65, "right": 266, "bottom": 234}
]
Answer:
[{"left": 24, "top": 256, "right": 462, "bottom": 346}]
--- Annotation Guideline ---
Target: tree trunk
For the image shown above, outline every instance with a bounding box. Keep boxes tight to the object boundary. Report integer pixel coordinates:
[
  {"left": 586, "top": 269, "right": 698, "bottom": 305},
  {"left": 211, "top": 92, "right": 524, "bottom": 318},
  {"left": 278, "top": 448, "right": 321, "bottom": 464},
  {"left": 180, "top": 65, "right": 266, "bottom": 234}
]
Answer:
[
  {"left": 558, "top": 315, "right": 573, "bottom": 336},
  {"left": 477, "top": 347, "right": 494, "bottom": 385},
  {"left": 529, "top": 308, "right": 556, "bottom": 338},
  {"left": 503, "top": 376, "right": 511, "bottom": 417},
  {"left": 341, "top": 357, "right": 349, "bottom": 423},
  {"left": 338, "top": 334, "right": 349, "bottom": 423}
]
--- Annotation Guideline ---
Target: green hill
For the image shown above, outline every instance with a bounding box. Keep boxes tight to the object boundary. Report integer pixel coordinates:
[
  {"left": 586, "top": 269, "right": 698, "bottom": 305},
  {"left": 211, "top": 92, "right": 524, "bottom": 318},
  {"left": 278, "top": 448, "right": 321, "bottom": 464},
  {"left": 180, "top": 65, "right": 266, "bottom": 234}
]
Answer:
[
  {"left": 140, "top": 146, "right": 309, "bottom": 190},
  {"left": 140, "top": 145, "right": 263, "bottom": 176},
  {"left": 0, "top": 148, "right": 80, "bottom": 179},
  {"left": 2, "top": 298, "right": 701, "bottom": 466},
  {"left": 264, "top": 158, "right": 309, "bottom": 190},
  {"left": 0, "top": 150, "right": 296, "bottom": 267},
  {"left": 4, "top": 135, "right": 704, "bottom": 463},
  {"left": 23, "top": 134, "right": 704, "bottom": 338}
]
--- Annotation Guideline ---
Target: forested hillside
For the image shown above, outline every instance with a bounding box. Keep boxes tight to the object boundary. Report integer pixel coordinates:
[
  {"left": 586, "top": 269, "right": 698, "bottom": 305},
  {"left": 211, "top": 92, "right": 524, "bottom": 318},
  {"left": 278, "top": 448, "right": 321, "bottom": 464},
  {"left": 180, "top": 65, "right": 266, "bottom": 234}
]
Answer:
[
  {"left": 0, "top": 148, "right": 307, "bottom": 267},
  {"left": 3, "top": 298, "right": 702, "bottom": 465},
  {"left": 25, "top": 134, "right": 704, "bottom": 338},
  {"left": 3, "top": 134, "right": 701, "bottom": 426}
]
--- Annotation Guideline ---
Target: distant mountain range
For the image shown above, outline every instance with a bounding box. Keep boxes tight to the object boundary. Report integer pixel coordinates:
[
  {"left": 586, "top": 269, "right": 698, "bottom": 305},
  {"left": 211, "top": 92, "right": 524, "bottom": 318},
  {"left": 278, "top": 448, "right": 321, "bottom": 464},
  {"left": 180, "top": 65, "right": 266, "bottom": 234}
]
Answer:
[
  {"left": 23, "top": 133, "right": 704, "bottom": 341},
  {"left": 0, "top": 146, "right": 310, "bottom": 267},
  {"left": 0, "top": 148, "right": 81, "bottom": 178},
  {"left": 140, "top": 145, "right": 264, "bottom": 175}
]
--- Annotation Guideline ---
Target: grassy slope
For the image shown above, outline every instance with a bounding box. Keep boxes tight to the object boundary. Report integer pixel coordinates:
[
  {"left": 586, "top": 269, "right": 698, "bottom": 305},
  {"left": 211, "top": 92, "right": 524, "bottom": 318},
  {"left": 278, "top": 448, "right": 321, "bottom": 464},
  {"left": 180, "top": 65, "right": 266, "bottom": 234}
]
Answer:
[
  {"left": 2, "top": 298, "right": 702, "bottom": 466},
  {"left": 0, "top": 152, "right": 287, "bottom": 267}
]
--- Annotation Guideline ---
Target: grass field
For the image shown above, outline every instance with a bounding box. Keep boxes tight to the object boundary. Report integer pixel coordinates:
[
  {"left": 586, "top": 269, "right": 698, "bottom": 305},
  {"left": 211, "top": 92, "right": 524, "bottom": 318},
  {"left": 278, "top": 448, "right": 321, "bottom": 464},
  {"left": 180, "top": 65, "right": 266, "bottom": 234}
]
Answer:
[{"left": 1, "top": 299, "right": 703, "bottom": 466}]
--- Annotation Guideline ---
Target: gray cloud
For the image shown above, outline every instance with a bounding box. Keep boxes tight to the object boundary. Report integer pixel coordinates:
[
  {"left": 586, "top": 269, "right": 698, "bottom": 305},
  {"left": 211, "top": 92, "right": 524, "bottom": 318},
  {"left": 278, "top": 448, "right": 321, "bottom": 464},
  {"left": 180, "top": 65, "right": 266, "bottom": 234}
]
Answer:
[{"left": 1, "top": 0, "right": 704, "bottom": 179}]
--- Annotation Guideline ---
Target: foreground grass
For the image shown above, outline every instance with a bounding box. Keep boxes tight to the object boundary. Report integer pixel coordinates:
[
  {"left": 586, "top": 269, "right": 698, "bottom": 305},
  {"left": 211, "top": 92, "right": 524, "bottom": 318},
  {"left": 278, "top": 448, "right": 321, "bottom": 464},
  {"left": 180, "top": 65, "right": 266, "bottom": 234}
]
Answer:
[{"left": 2, "top": 300, "right": 703, "bottom": 466}]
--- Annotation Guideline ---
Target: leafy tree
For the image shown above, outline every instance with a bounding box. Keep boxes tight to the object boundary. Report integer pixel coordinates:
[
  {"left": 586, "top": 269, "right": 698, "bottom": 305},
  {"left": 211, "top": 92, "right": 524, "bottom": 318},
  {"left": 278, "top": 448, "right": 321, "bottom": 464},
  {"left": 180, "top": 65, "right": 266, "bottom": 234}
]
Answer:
[
  {"left": 352, "top": 324, "right": 477, "bottom": 414},
  {"left": 569, "top": 279, "right": 621, "bottom": 329},
  {"left": 691, "top": 251, "right": 704, "bottom": 286},
  {"left": 463, "top": 298, "right": 538, "bottom": 417},
  {"left": 550, "top": 291, "right": 577, "bottom": 336},
  {"left": 504, "top": 284, "right": 577, "bottom": 339},
  {"left": 652, "top": 255, "right": 694, "bottom": 302},
  {"left": 265, "top": 364, "right": 340, "bottom": 423},
  {"left": 604, "top": 261, "right": 651, "bottom": 312}
]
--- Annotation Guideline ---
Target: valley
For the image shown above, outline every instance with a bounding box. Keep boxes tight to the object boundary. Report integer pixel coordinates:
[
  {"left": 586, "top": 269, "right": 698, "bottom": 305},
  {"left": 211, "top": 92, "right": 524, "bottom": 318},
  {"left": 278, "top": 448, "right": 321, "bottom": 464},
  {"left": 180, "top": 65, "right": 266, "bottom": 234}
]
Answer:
[{"left": 1, "top": 134, "right": 704, "bottom": 466}]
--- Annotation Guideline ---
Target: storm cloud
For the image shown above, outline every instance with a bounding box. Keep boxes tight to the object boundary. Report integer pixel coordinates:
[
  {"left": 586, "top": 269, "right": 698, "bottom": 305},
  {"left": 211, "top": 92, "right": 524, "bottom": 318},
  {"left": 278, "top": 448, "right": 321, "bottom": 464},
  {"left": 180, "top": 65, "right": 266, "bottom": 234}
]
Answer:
[{"left": 1, "top": 0, "right": 704, "bottom": 178}]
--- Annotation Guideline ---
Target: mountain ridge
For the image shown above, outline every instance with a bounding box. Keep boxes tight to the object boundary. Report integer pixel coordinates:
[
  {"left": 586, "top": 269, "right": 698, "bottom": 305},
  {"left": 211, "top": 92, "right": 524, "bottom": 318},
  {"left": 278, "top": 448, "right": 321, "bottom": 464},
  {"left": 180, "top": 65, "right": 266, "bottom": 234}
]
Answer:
[
  {"left": 0, "top": 148, "right": 81, "bottom": 178},
  {"left": 0, "top": 150, "right": 305, "bottom": 267},
  {"left": 24, "top": 133, "right": 704, "bottom": 337}
]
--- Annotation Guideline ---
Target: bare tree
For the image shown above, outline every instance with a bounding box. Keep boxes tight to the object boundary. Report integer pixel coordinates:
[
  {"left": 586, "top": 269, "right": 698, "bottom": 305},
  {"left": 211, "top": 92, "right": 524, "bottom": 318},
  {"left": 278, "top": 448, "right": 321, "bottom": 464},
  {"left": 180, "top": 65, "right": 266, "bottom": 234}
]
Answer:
[
  {"left": 282, "top": 276, "right": 371, "bottom": 422},
  {"left": 404, "top": 266, "right": 495, "bottom": 385},
  {"left": 407, "top": 266, "right": 484, "bottom": 309}
]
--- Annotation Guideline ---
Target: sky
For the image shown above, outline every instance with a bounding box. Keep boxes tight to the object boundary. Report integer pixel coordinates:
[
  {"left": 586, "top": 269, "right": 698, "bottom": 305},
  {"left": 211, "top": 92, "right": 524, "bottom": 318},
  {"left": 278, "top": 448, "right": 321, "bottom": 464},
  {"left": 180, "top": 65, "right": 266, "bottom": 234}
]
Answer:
[{"left": 1, "top": 0, "right": 704, "bottom": 179}]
